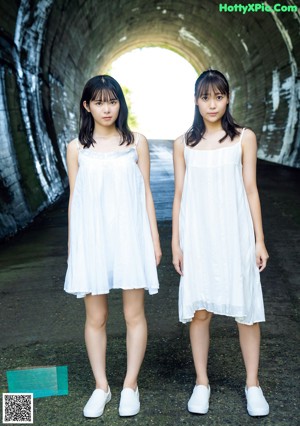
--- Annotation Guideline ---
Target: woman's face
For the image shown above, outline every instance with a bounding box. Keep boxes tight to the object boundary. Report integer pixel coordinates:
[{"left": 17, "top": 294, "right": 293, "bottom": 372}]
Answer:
[
  {"left": 84, "top": 95, "right": 120, "bottom": 128},
  {"left": 195, "top": 85, "right": 229, "bottom": 123}
]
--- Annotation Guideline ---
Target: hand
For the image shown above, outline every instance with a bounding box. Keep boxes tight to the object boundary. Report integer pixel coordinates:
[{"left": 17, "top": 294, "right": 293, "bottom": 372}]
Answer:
[
  {"left": 154, "top": 241, "right": 162, "bottom": 266},
  {"left": 172, "top": 245, "right": 184, "bottom": 276},
  {"left": 255, "top": 241, "right": 269, "bottom": 272}
]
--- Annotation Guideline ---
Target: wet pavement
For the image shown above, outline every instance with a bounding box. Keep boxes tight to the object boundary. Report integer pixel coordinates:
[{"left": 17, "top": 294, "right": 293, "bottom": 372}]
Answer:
[{"left": 0, "top": 141, "right": 299, "bottom": 425}]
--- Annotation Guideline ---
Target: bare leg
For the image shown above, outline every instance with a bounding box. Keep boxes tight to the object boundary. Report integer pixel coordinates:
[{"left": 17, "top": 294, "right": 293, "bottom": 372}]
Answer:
[
  {"left": 189, "top": 310, "right": 213, "bottom": 386},
  {"left": 84, "top": 294, "right": 109, "bottom": 391},
  {"left": 237, "top": 322, "right": 260, "bottom": 388},
  {"left": 122, "top": 289, "right": 147, "bottom": 389}
]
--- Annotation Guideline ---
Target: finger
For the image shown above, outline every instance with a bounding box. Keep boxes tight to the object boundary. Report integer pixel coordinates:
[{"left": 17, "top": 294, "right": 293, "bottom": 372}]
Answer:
[
  {"left": 256, "top": 255, "right": 261, "bottom": 268},
  {"left": 156, "top": 254, "right": 162, "bottom": 266},
  {"left": 180, "top": 259, "right": 184, "bottom": 276},
  {"left": 259, "top": 265, "right": 265, "bottom": 272},
  {"left": 259, "top": 257, "right": 268, "bottom": 272},
  {"left": 173, "top": 262, "right": 183, "bottom": 276},
  {"left": 175, "top": 264, "right": 182, "bottom": 275}
]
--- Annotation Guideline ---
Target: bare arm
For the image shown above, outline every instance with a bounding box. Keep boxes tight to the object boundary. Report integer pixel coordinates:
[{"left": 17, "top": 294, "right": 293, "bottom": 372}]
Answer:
[
  {"left": 66, "top": 139, "right": 79, "bottom": 255},
  {"left": 136, "top": 134, "right": 162, "bottom": 266},
  {"left": 242, "top": 129, "right": 269, "bottom": 271},
  {"left": 172, "top": 136, "right": 186, "bottom": 275}
]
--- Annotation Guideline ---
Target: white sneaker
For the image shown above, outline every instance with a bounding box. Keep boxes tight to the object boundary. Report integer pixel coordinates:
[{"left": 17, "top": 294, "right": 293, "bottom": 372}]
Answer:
[
  {"left": 83, "top": 387, "right": 111, "bottom": 418},
  {"left": 119, "top": 387, "right": 140, "bottom": 416},
  {"left": 188, "top": 384, "right": 210, "bottom": 414},
  {"left": 245, "top": 386, "right": 269, "bottom": 416}
]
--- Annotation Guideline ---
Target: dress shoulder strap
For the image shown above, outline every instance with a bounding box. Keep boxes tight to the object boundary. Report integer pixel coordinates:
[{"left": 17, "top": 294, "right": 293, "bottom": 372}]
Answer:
[
  {"left": 134, "top": 132, "right": 140, "bottom": 147},
  {"left": 76, "top": 139, "right": 83, "bottom": 150},
  {"left": 239, "top": 128, "right": 246, "bottom": 143}
]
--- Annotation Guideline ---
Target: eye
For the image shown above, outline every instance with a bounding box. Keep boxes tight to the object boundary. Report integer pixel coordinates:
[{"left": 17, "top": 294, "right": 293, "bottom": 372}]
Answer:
[
  {"left": 95, "top": 101, "right": 103, "bottom": 105},
  {"left": 110, "top": 100, "right": 118, "bottom": 105},
  {"left": 216, "top": 95, "right": 224, "bottom": 101},
  {"left": 200, "top": 95, "right": 208, "bottom": 101}
]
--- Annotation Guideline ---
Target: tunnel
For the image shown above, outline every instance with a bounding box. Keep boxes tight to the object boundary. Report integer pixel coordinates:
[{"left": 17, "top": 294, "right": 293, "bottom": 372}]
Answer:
[{"left": 0, "top": 0, "right": 299, "bottom": 239}]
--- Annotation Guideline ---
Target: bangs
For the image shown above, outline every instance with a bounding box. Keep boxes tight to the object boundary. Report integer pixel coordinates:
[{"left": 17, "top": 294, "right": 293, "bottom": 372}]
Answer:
[
  {"left": 196, "top": 75, "right": 228, "bottom": 98},
  {"left": 91, "top": 88, "right": 118, "bottom": 102}
]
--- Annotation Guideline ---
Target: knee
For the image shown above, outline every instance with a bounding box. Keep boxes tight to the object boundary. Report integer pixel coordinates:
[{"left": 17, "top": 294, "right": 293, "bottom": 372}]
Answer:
[
  {"left": 192, "top": 310, "right": 212, "bottom": 323},
  {"left": 86, "top": 311, "right": 108, "bottom": 330},
  {"left": 123, "top": 307, "right": 145, "bottom": 327}
]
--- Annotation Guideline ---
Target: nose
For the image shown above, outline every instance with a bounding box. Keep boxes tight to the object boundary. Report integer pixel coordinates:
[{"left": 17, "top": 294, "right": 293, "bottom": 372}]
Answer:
[
  {"left": 209, "top": 99, "right": 216, "bottom": 109},
  {"left": 103, "top": 102, "right": 110, "bottom": 113}
]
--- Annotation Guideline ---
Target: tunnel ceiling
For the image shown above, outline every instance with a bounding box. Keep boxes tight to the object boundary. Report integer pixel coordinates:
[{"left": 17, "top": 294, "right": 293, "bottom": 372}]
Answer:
[{"left": 0, "top": 0, "right": 300, "bottom": 239}]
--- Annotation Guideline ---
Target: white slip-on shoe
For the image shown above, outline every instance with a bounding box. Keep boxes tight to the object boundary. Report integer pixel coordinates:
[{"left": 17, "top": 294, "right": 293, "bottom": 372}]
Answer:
[
  {"left": 187, "top": 384, "right": 210, "bottom": 414},
  {"left": 119, "top": 387, "right": 140, "bottom": 416},
  {"left": 245, "top": 386, "right": 269, "bottom": 417},
  {"left": 83, "top": 387, "right": 111, "bottom": 418}
]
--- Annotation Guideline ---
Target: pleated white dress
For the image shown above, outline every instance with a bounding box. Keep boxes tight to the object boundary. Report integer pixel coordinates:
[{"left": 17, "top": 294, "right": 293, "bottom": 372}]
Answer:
[
  {"left": 64, "top": 137, "right": 159, "bottom": 297},
  {"left": 179, "top": 129, "right": 265, "bottom": 325}
]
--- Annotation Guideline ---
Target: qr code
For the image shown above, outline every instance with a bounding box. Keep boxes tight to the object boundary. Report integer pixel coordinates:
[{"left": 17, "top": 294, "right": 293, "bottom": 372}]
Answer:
[{"left": 2, "top": 393, "right": 33, "bottom": 424}]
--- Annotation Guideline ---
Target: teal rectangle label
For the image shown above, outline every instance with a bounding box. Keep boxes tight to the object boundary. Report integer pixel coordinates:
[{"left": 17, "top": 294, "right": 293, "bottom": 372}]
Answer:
[{"left": 6, "top": 366, "right": 68, "bottom": 398}]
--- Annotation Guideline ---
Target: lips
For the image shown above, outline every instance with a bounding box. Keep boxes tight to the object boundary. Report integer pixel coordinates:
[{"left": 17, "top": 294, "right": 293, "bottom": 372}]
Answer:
[{"left": 102, "top": 116, "right": 112, "bottom": 120}]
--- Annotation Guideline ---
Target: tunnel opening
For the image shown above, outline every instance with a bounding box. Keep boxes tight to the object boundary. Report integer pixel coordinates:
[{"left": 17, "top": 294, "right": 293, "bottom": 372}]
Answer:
[
  {"left": 107, "top": 47, "right": 198, "bottom": 139},
  {"left": 0, "top": 0, "right": 299, "bottom": 239}
]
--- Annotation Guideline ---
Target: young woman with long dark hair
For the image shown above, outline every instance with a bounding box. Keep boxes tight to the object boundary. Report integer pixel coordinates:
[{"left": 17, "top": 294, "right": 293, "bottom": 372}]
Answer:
[
  {"left": 172, "top": 69, "right": 269, "bottom": 417},
  {"left": 64, "top": 75, "right": 161, "bottom": 418}
]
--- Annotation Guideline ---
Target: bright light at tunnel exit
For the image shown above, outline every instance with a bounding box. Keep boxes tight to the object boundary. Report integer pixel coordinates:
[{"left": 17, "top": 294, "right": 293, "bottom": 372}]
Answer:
[{"left": 108, "top": 48, "right": 198, "bottom": 140}]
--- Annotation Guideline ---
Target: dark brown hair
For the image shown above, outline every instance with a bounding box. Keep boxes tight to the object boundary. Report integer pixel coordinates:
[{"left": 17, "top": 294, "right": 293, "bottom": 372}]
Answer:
[
  {"left": 186, "top": 69, "right": 241, "bottom": 147},
  {"left": 78, "top": 75, "right": 134, "bottom": 148}
]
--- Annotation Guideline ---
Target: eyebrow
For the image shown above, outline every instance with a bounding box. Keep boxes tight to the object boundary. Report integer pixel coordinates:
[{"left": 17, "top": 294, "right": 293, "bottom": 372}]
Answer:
[
  {"left": 93, "top": 97, "right": 118, "bottom": 101},
  {"left": 200, "top": 92, "right": 223, "bottom": 96}
]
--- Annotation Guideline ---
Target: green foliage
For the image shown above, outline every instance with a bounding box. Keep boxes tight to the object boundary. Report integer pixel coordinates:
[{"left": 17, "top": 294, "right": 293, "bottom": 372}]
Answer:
[{"left": 122, "top": 86, "right": 138, "bottom": 130}]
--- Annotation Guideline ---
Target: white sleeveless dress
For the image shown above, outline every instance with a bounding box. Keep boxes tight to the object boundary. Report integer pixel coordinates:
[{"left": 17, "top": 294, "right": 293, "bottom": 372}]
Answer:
[
  {"left": 179, "top": 129, "right": 265, "bottom": 325},
  {"left": 64, "top": 136, "right": 159, "bottom": 297}
]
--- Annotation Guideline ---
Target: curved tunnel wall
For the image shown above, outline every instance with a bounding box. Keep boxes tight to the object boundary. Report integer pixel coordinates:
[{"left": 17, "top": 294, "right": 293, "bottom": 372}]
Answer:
[{"left": 0, "top": 0, "right": 299, "bottom": 239}]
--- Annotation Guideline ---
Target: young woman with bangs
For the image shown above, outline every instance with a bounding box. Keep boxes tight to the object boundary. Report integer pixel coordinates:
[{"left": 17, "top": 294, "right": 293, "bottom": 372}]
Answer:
[
  {"left": 64, "top": 75, "right": 161, "bottom": 418},
  {"left": 172, "top": 69, "right": 269, "bottom": 417}
]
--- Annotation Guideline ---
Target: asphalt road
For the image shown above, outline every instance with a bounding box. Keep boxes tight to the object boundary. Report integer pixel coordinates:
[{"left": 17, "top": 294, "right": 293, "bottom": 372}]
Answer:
[{"left": 0, "top": 141, "right": 299, "bottom": 425}]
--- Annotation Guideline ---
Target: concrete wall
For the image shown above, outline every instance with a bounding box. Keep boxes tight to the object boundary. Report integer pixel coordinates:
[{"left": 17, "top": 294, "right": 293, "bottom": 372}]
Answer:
[{"left": 0, "top": 0, "right": 299, "bottom": 238}]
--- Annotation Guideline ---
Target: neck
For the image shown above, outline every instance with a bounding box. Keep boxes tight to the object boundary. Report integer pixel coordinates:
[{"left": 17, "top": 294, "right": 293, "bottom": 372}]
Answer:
[
  {"left": 93, "top": 124, "right": 119, "bottom": 138},
  {"left": 203, "top": 121, "right": 223, "bottom": 134}
]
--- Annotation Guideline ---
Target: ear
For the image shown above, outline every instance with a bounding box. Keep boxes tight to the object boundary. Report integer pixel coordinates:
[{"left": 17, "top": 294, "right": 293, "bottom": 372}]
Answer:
[{"left": 83, "top": 101, "right": 90, "bottom": 112}]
